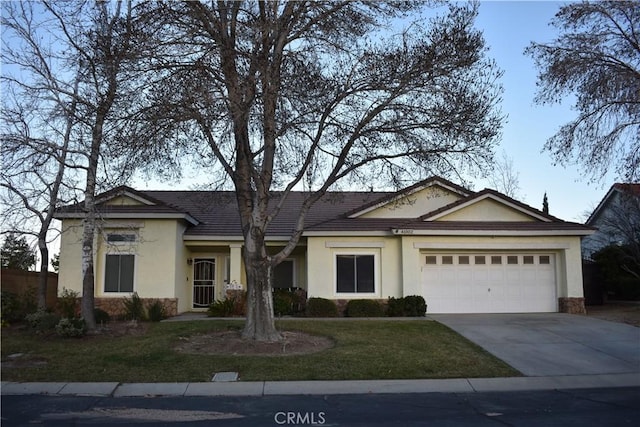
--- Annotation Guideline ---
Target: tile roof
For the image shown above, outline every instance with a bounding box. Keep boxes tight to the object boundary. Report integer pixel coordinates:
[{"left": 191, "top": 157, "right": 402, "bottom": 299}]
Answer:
[{"left": 55, "top": 180, "right": 593, "bottom": 237}]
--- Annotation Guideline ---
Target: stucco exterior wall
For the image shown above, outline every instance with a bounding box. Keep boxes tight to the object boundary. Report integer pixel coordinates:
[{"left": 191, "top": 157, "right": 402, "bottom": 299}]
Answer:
[
  {"left": 307, "top": 236, "right": 402, "bottom": 299},
  {"left": 360, "top": 186, "right": 461, "bottom": 219},
  {"left": 437, "top": 199, "right": 536, "bottom": 222},
  {"left": 58, "top": 218, "right": 183, "bottom": 301},
  {"left": 307, "top": 234, "right": 585, "bottom": 303},
  {"left": 58, "top": 219, "right": 85, "bottom": 295}
]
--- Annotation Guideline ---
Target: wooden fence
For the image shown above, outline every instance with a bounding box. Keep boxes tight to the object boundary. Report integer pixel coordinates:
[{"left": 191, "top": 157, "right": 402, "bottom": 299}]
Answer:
[{"left": 1, "top": 268, "right": 58, "bottom": 309}]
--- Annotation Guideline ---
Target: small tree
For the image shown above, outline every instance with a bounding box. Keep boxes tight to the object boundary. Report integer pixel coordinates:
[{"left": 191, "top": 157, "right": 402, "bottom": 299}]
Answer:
[
  {"left": 542, "top": 193, "right": 549, "bottom": 215},
  {"left": 0, "top": 233, "right": 36, "bottom": 271}
]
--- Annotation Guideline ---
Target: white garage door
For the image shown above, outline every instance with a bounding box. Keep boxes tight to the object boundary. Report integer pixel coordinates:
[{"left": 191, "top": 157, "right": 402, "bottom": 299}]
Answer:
[{"left": 422, "top": 253, "right": 557, "bottom": 313}]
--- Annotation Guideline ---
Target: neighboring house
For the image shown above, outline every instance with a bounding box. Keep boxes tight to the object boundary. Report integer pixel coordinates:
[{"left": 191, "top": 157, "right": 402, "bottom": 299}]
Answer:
[
  {"left": 581, "top": 183, "right": 640, "bottom": 260},
  {"left": 55, "top": 177, "right": 593, "bottom": 316}
]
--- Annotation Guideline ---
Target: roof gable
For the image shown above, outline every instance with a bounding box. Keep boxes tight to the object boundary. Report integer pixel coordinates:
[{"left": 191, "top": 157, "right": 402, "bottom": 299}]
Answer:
[
  {"left": 347, "top": 177, "right": 471, "bottom": 219},
  {"left": 422, "top": 190, "right": 555, "bottom": 223},
  {"left": 96, "top": 186, "right": 160, "bottom": 206},
  {"left": 587, "top": 183, "right": 640, "bottom": 225}
]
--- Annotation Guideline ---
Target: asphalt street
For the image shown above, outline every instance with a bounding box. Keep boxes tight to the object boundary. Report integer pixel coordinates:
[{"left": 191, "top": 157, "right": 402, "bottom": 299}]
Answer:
[{"left": 2, "top": 387, "right": 639, "bottom": 426}]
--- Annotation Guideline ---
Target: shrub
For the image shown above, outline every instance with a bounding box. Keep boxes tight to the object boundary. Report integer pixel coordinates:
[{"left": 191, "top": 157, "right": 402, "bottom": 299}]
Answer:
[
  {"left": 57, "top": 287, "right": 79, "bottom": 318},
  {"left": 386, "top": 296, "right": 406, "bottom": 317},
  {"left": 1, "top": 291, "right": 22, "bottom": 324},
  {"left": 403, "top": 295, "right": 427, "bottom": 316},
  {"left": 25, "top": 309, "right": 60, "bottom": 333},
  {"left": 306, "top": 297, "right": 338, "bottom": 317},
  {"left": 273, "top": 289, "right": 294, "bottom": 316},
  {"left": 147, "top": 300, "right": 166, "bottom": 322},
  {"left": 224, "top": 290, "right": 247, "bottom": 316},
  {"left": 273, "top": 288, "right": 307, "bottom": 317},
  {"left": 207, "top": 298, "right": 236, "bottom": 317},
  {"left": 55, "top": 317, "right": 86, "bottom": 338},
  {"left": 345, "top": 299, "right": 384, "bottom": 317},
  {"left": 122, "top": 292, "right": 146, "bottom": 321},
  {"left": 94, "top": 308, "right": 110, "bottom": 324}
]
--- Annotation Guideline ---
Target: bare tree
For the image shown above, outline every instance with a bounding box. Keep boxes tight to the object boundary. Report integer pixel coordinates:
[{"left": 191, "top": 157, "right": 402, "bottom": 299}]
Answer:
[
  {"left": 1, "top": 2, "right": 83, "bottom": 309},
  {"left": 487, "top": 151, "right": 521, "bottom": 198},
  {"left": 2, "top": 0, "right": 153, "bottom": 328},
  {"left": 137, "top": 1, "right": 503, "bottom": 341},
  {"left": 525, "top": 1, "right": 640, "bottom": 182}
]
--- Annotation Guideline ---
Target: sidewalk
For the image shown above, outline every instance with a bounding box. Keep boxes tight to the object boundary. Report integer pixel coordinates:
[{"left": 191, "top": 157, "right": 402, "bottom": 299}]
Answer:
[{"left": 2, "top": 373, "right": 639, "bottom": 397}]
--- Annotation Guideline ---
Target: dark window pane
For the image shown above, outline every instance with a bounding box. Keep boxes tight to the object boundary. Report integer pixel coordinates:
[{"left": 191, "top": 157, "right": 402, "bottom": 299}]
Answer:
[
  {"left": 425, "top": 256, "right": 437, "bottom": 265},
  {"left": 459, "top": 256, "right": 470, "bottom": 265},
  {"left": 539, "top": 255, "right": 550, "bottom": 264},
  {"left": 336, "top": 255, "right": 355, "bottom": 293},
  {"left": 507, "top": 256, "right": 518, "bottom": 265},
  {"left": 524, "top": 256, "right": 534, "bottom": 265},
  {"left": 491, "top": 256, "right": 502, "bottom": 265},
  {"left": 356, "top": 255, "right": 374, "bottom": 293},
  {"left": 104, "top": 255, "right": 119, "bottom": 292},
  {"left": 273, "top": 260, "right": 294, "bottom": 289},
  {"left": 475, "top": 256, "right": 486, "bottom": 265},
  {"left": 107, "top": 233, "right": 136, "bottom": 243},
  {"left": 105, "top": 254, "right": 135, "bottom": 292},
  {"left": 120, "top": 255, "right": 135, "bottom": 292},
  {"left": 442, "top": 256, "right": 453, "bottom": 265}
]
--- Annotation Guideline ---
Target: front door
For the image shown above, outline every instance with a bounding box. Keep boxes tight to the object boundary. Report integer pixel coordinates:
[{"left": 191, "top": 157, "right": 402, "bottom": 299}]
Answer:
[{"left": 193, "top": 258, "right": 216, "bottom": 308}]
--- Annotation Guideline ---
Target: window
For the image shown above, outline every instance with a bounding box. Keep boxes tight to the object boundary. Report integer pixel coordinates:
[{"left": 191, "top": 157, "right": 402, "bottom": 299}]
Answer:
[
  {"left": 442, "top": 256, "right": 454, "bottom": 265},
  {"left": 507, "top": 256, "right": 518, "bottom": 265},
  {"left": 425, "top": 256, "right": 437, "bottom": 265},
  {"left": 458, "top": 256, "right": 470, "bottom": 265},
  {"left": 539, "top": 255, "right": 551, "bottom": 264},
  {"left": 336, "top": 254, "right": 375, "bottom": 293},
  {"left": 106, "top": 233, "right": 137, "bottom": 243},
  {"left": 273, "top": 259, "right": 295, "bottom": 289},
  {"left": 475, "top": 256, "right": 486, "bottom": 265},
  {"left": 104, "top": 254, "right": 134, "bottom": 293},
  {"left": 491, "top": 256, "right": 502, "bottom": 265},
  {"left": 523, "top": 256, "right": 534, "bottom": 265}
]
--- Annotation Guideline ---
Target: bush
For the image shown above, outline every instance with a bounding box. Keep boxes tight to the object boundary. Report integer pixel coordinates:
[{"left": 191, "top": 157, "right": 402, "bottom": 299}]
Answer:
[
  {"left": 147, "top": 300, "right": 166, "bottom": 322},
  {"left": 386, "top": 296, "right": 406, "bottom": 317},
  {"left": 1, "top": 291, "right": 22, "bottom": 324},
  {"left": 57, "top": 288, "right": 79, "bottom": 318},
  {"left": 403, "top": 295, "right": 427, "bottom": 316},
  {"left": 385, "top": 296, "right": 427, "bottom": 317},
  {"left": 25, "top": 309, "right": 60, "bottom": 333},
  {"left": 345, "top": 299, "right": 384, "bottom": 317},
  {"left": 306, "top": 297, "right": 338, "bottom": 317},
  {"left": 55, "top": 317, "right": 86, "bottom": 338},
  {"left": 94, "top": 308, "right": 111, "bottom": 324},
  {"left": 122, "top": 292, "right": 146, "bottom": 321},
  {"left": 273, "top": 288, "right": 307, "bottom": 317},
  {"left": 207, "top": 298, "right": 236, "bottom": 317},
  {"left": 273, "top": 289, "right": 294, "bottom": 316}
]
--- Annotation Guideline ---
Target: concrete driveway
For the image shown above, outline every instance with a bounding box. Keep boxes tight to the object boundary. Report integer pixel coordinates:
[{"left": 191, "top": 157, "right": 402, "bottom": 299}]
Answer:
[{"left": 432, "top": 313, "right": 640, "bottom": 377}]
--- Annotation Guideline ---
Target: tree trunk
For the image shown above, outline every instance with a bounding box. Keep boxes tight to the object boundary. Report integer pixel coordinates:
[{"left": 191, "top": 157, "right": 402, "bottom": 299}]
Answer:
[
  {"left": 37, "top": 241, "right": 48, "bottom": 310},
  {"left": 241, "top": 245, "right": 281, "bottom": 342},
  {"left": 81, "top": 206, "right": 97, "bottom": 330}
]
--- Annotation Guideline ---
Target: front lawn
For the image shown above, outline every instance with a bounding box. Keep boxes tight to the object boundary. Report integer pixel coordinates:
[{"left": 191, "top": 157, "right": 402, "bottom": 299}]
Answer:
[{"left": 1, "top": 319, "right": 519, "bottom": 382}]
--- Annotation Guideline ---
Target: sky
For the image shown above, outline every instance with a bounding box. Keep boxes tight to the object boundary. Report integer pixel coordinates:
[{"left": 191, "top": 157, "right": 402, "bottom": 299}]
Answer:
[
  {"left": 470, "top": 0, "right": 613, "bottom": 221},
  {"left": 133, "top": 0, "right": 614, "bottom": 223}
]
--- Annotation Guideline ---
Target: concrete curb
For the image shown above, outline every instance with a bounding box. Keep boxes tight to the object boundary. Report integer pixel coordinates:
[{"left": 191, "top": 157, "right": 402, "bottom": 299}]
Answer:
[{"left": 2, "top": 373, "right": 639, "bottom": 397}]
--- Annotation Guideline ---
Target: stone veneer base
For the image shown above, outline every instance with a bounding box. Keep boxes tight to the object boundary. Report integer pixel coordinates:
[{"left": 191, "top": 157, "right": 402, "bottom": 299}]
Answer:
[{"left": 558, "top": 297, "right": 586, "bottom": 315}]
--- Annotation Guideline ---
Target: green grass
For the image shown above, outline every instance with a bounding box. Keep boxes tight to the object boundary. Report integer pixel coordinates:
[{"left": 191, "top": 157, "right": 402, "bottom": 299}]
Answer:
[{"left": 1, "top": 320, "right": 520, "bottom": 382}]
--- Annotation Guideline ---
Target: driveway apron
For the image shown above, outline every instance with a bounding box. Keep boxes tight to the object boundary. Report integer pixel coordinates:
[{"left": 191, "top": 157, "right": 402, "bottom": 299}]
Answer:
[{"left": 431, "top": 313, "right": 640, "bottom": 377}]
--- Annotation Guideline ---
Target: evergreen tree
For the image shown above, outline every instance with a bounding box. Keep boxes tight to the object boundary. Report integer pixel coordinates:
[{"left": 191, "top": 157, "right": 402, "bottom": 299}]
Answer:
[
  {"left": 0, "top": 233, "right": 36, "bottom": 270},
  {"left": 543, "top": 193, "right": 549, "bottom": 215}
]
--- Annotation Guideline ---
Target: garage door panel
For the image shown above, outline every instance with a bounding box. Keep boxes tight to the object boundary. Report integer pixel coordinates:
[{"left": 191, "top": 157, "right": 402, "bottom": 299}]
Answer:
[{"left": 422, "top": 253, "right": 556, "bottom": 314}]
